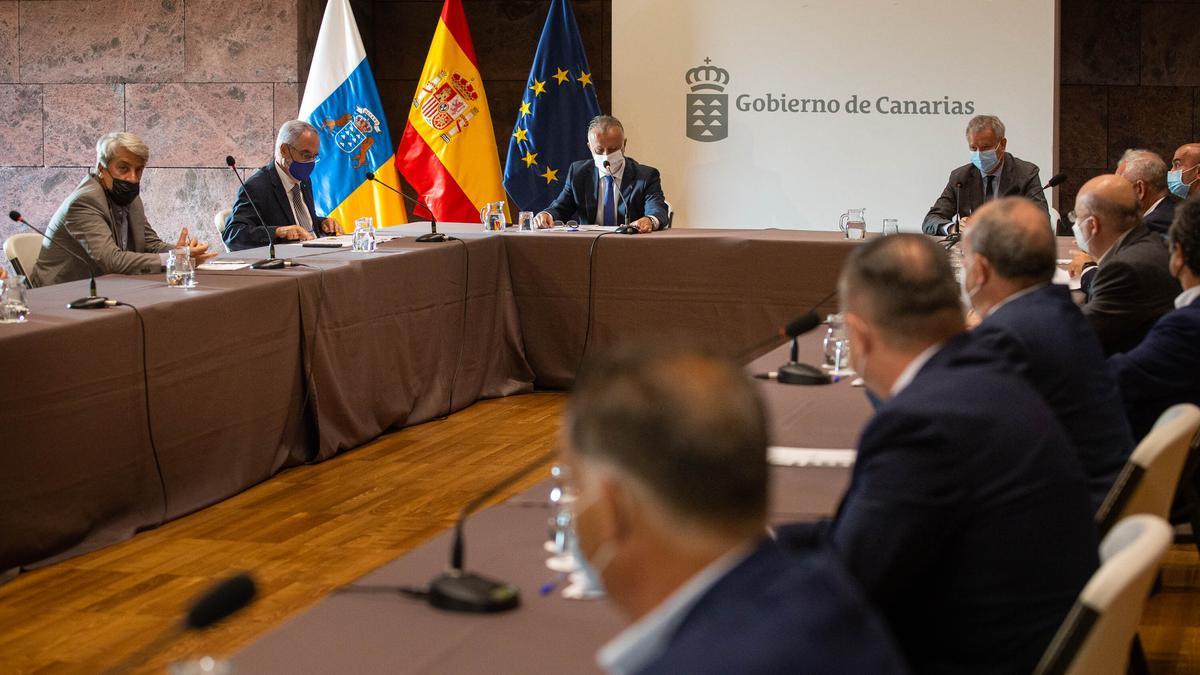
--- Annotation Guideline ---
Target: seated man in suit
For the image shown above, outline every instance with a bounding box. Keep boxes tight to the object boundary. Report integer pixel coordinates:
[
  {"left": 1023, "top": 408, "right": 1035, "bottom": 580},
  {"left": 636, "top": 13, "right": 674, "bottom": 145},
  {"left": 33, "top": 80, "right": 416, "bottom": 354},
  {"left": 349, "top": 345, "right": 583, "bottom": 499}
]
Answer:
[
  {"left": 564, "top": 344, "right": 906, "bottom": 675},
  {"left": 1068, "top": 174, "right": 1180, "bottom": 354},
  {"left": 1169, "top": 142, "right": 1200, "bottom": 200},
  {"left": 781, "top": 234, "right": 1098, "bottom": 674},
  {"left": 30, "top": 132, "right": 216, "bottom": 287},
  {"left": 535, "top": 115, "right": 669, "bottom": 234},
  {"left": 222, "top": 120, "right": 340, "bottom": 251},
  {"left": 963, "top": 197, "right": 1132, "bottom": 510},
  {"left": 921, "top": 114, "right": 1048, "bottom": 235},
  {"left": 1117, "top": 148, "right": 1176, "bottom": 235},
  {"left": 1110, "top": 196, "right": 1200, "bottom": 440}
]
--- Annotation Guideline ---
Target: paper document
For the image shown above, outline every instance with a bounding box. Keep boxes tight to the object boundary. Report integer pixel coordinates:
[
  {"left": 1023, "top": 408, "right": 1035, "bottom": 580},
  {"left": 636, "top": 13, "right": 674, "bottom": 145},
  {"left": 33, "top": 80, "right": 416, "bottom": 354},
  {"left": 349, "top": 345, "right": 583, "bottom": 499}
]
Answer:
[
  {"left": 198, "top": 260, "right": 252, "bottom": 271},
  {"left": 768, "top": 446, "right": 856, "bottom": 468}
]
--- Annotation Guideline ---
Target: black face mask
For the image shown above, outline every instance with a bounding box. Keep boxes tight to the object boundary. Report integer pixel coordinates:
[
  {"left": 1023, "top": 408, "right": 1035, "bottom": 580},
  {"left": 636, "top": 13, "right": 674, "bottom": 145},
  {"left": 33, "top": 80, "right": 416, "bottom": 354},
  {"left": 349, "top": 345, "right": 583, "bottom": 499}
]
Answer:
[{"left": 106, "top": 176, "right": 140, "bottom": 207}]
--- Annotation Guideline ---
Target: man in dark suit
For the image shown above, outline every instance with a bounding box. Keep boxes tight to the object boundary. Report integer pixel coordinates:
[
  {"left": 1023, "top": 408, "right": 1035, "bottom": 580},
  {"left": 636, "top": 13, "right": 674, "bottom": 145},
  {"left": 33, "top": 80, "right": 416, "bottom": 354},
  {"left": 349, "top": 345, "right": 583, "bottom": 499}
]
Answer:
[
  {"left": 1116, "top": 148, "right": 1176, "bottom": 235},
  {"left": 1110, "top": 197, "right": 1200, "bottom": 440},
  {"left": 922, "top": 114, "right": 1048, "bottom": 235},
  {"left": 963, "top": 197, "right": 1132, "bottom": 510},
  {"left": 222, "top": 120, "right": 340, "bottom": 251},
  {"left": 31, "top": 132, "right": 216, "bottom": 287},
  {"left": 782, "top": 234, "right": 1098, "bottom": 674},
  {"left": 564, "top": 344, "right": 906, "bottom": 675},
  {"left": 535, "top": 115, "right": 669, "bottom": 234},
  {"left": 1068, "top": 174, "right": 1181, "bottom": 354}
]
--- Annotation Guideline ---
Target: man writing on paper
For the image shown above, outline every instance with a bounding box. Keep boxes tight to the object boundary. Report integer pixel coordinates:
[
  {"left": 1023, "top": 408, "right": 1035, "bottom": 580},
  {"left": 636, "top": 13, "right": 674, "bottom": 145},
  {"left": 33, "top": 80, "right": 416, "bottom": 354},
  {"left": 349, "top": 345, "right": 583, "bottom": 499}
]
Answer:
[
  {"left": 564, "top": 344, "right": 906, "bottom": 674},
  {"left": 535, "top": 115, "right": 669, "bottom": 233},
  {"left": 921, "top": 115, "right": 1048, "bottom": 235},
  {"left": 31, "top": 132, "right": 216, "bottom": 287},
  {"left": 223, "top": 120, "right": 341, "bottom": 251}
]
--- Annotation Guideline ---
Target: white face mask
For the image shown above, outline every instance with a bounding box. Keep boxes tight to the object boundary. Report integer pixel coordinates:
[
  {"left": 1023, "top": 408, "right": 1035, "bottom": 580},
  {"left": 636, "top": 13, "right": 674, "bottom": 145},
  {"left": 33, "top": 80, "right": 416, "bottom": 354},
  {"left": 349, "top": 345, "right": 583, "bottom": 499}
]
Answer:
[
  {"left": 593, "top": 149, "right": 624, "bottom": 175},
  {"left": 1072, "top": 217, "right": 1094, "bottom": 255}
]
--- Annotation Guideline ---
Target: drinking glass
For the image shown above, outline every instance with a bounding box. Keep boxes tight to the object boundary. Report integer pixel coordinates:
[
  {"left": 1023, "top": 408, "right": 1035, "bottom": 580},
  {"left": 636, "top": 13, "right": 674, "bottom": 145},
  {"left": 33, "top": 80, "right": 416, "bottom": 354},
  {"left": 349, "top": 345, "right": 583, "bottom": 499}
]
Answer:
[
  {"left": 353, "top": 217, "right": 376, "bottom": 252},
  {"left": 822, "top": 313, "right": 844, "bottom": 370},
  {"left": 832, "top": 337, "right": 855, "bottom": 377},
  {"left": 882, "top": 219, "right": 900, "bottom": 236},
  {"left": 166, "top": 248, "right": 196, "bottom": 288},
  {"left": 0, "top": 276, "right": 29, "bottom": 323},
  {"left": 518, "top": 211, "right": 535, "bottom": 231}
]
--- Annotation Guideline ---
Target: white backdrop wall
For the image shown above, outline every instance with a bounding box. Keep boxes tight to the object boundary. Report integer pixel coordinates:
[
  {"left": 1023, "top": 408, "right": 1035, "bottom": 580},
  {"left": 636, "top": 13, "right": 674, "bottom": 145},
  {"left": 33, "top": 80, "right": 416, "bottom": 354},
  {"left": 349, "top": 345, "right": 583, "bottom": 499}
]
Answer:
[{"left": 612, "top": 0, "right": 1058, "bottom": 232}]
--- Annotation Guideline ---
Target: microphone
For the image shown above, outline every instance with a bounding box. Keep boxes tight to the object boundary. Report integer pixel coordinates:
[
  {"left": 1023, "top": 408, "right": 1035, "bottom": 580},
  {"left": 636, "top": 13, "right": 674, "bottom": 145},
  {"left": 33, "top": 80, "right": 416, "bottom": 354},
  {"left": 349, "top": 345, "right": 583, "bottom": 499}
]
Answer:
[
  {"left": 603, "top": 160, "right": 639, "bottom": 235},
  {"left": 225, "top": 155, "right": 293, "bottom": 269},
  {"left": 422, "top": 448, "right": 559, "bottom": 612},
  {"left": 1003, "top": 172, "right": 1067, "bottom": 198},
  {"left": 8, "top": 210, "right": 115, "bottom": 309},
  {"left": 365, "top": 171, "right": 452, "bottom": 243},
  {"left": 102, "top": 573, "right": 257, "bottom": 674}
]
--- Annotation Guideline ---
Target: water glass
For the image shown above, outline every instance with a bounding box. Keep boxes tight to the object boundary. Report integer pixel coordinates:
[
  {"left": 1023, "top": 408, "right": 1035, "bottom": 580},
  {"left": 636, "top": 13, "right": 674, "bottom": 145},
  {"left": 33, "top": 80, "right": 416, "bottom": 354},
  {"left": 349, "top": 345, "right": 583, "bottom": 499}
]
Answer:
[
  {"left": 882, "top": 218, "right": 900, "bottom": 236},
  {"left": 832, "top": 337, "right": 855, "bottom": 377},
  {"left": 822, "top": 313, "right": 844, "bottom": 369},
  {"left": 0, "top": 276, "right": 30, "bottom": 323},
  {"left": 352, "top": 217, "right": 376, "bottom": 252},
  {"left": 165, "top": 248, "right": 196, "bottom": 288},
  {"left": 518, "top": 211, "right": 535, "bottom": 231},
  {"left": 844, "top": 223, "right": 866, "bottom": 240}
]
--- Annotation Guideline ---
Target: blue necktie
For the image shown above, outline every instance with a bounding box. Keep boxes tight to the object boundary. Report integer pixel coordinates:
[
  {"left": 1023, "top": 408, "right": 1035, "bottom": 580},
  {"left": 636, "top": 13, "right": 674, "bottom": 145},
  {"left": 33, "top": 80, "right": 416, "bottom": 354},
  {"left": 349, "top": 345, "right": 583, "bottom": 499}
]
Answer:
[{"left": 603, "top": 175, "right": 616, "bottom": 227}]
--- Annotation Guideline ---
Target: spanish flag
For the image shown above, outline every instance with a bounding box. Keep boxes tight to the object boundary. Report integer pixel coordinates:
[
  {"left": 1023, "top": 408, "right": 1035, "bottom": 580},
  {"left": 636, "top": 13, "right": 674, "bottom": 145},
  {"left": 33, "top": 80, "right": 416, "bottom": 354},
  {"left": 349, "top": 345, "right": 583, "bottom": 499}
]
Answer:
[{"left": 396, "top": 0, "right": 506, "bottom": 223}]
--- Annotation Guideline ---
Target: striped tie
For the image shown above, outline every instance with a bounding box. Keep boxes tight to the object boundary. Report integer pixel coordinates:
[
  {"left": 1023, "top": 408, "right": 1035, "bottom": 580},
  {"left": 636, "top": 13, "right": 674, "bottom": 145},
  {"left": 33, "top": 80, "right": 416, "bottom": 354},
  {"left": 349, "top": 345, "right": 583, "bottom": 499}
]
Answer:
[{"left": 290, "top": 184, "right": 313, "bottom": 232}]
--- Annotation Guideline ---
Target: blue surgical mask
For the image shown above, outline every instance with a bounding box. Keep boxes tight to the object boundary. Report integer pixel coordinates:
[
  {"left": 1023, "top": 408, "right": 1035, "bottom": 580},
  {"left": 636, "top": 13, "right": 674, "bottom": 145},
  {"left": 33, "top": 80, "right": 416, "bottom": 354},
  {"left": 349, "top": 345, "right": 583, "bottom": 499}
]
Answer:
[
  {"left": 971, "top": 149, "right": 999, "bottom": 174},
  {"left": 288, "top": 157, "right": 316, "bottom": 182},
  {"left": 1072, "top": 217, "right": 1094, "bottom": 255},
  {"left": 1167, "top": 167, "right": 1196, "bottom": 199}
]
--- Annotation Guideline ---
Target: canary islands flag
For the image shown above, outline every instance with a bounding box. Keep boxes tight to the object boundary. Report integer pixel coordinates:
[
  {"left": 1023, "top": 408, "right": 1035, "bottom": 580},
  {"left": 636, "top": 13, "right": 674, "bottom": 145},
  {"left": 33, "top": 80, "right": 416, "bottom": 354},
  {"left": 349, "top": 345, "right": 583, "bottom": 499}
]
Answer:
[
  {"left": 503, "top": 0, "right": 600, "bottom": 213},
  {"left": 299, "top": 0, "right": 405, "bottom": 229},
  {"left": 396, "top": 0, "right": 506, "bottom": 223}
]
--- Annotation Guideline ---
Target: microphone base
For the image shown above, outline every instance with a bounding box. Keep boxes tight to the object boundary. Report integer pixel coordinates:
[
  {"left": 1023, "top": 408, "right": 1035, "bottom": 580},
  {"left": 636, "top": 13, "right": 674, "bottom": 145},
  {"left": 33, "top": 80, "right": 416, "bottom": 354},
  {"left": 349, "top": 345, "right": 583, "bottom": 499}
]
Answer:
[
  {"left": 68, "top": 296, "right": 114, "bottom": 310},
  {"left": 251, "top": 258, "right": 288, "bottom": 269},
  {"left": 415, "top": 231, "right": 455, "bottom": 243},
  {"left": 614, "top": 225, "right": 639, "bottom": 235},
  {"left": 777, "top": 362, "right": 832, "bottom": 386},
  {"left": 427, "top": 570, "right": 520, "bottom": 613}
]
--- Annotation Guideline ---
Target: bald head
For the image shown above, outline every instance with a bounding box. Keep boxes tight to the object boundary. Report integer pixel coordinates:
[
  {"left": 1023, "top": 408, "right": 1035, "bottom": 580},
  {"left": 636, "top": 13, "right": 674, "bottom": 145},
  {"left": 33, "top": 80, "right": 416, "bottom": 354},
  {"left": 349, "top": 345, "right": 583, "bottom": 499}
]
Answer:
[
  {"left": 1174, "top": 143, "right": 1200, "bottom": 169},
  {"left": 1077, "top": 174, "right": 1141, "bottom": 235},
  {"left": 966, "top": 197, "right": 1057, "bottom": 286}
]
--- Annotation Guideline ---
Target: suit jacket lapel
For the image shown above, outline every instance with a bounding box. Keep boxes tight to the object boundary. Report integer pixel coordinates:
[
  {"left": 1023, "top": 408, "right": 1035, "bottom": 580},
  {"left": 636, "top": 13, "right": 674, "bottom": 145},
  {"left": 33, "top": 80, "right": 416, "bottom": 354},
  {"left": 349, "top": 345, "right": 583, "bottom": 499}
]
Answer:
[
  {"left": 266, "top": 165, "right": 293, "bottom": 224},
  {"left": 997, "top": 157, "right": 1017, "bottom": 196},
  {"left": 618, "top": 158, "right": 637, "bottom": 223},
  {"left": 965, "top": 165, "right": 984, "bottom": 215},
  {"left": 581, "top": 163, "right": 599, "bottom": 224}
]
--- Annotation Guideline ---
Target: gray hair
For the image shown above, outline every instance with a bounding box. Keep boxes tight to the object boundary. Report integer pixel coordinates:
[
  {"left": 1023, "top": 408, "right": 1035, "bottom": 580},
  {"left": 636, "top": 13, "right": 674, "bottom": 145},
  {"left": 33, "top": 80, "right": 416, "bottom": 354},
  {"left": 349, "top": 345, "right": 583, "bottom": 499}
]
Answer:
[
  {"left": 966, "top": 197, "right": 1056, "bottom": 284},
  {"left": 966, "top": 114, "right": 1006, "bottom": 141},
  {"left": 275, "top": 119, "right": 318, "bottom": 158},
  {"left": 95, "top": 131, "right": 149, "bottom": 167},
  {"left": 587, "top": 115, "right": 624, "bottom": 138},
  {"left": 1119, "top": 149, "right": 1168, "bottom": 191}
]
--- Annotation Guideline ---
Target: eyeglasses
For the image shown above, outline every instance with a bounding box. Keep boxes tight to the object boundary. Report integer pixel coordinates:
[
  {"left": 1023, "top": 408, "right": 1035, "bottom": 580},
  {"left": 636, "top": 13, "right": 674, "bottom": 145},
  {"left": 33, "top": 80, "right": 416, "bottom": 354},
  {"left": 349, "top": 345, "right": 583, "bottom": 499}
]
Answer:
[
  {"left": 1066, "top": 210, "right": 1086, "bottom": 224},
  {"left": 288, "top": 145, "right": 321, "bottom": 163}
]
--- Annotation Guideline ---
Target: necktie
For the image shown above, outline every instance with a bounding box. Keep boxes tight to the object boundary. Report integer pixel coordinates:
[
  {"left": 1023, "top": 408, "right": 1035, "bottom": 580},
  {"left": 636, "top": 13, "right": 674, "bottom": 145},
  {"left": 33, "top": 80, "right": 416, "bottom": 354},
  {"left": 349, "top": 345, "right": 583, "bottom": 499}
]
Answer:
[
  {"left": 603, "top": 175, "right": 616, "bottom": 227},
  {"left": 290, "top": 184, "right": 313, "bottom": 232},
  {"left": 985, "top": 174, "right": 996, "bottom": 201}
]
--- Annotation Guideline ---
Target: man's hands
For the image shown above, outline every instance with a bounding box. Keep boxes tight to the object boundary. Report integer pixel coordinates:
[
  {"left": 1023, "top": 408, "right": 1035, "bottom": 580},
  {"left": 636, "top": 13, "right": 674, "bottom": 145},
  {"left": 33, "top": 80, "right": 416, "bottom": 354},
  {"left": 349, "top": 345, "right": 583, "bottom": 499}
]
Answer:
[
  {"left": 175, "top": 228, "right": 218, "bottom": 265},
  {"left": 1067, "top": 250, "right": 1096, "bottom": 278},
  {"left": 535, "top": 212, "right": 554, "bottom": 229},
  {"left": 275, "top": 225, "right": 315, "bottom": 241},
  {"left": 321, "top": 218, "right": 340, "bottom": 234},
  {"left": 631, "top": 216, "right": 654, "bottom": 233}
]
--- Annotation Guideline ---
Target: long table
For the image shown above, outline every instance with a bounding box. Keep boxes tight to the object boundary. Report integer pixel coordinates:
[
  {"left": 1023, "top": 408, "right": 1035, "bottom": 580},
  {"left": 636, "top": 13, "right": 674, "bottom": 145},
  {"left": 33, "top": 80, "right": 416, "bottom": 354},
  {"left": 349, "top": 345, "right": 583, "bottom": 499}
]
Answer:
[
  {"left": 1, "top": 225, "right": 865, "bottom": 577},
  {"left": 231, "top": 334, "right": 866, "bottom": 672}
]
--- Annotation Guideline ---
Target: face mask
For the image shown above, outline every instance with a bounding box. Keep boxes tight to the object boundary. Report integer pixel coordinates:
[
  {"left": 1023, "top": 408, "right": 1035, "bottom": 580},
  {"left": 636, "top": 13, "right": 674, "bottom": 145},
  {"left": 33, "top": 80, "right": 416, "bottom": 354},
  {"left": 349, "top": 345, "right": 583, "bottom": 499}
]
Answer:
[
  {"left": 1072, "top": 217, "right": 1094, "bottom": 255},
  {"left": 287, "top": 156, "right": 316, "bottom": 182},
  {"left": 970, "top": 148, "right": 999, "bottom": 174},
  {"left": 593, "top": 149, "right": 624, "bottom": 175},
  {"left": 1167, "top": 167, "right": 1196, "bottom": 199},
  {"left": 106, "top": 176, "right": 140, "bottom": 207}
]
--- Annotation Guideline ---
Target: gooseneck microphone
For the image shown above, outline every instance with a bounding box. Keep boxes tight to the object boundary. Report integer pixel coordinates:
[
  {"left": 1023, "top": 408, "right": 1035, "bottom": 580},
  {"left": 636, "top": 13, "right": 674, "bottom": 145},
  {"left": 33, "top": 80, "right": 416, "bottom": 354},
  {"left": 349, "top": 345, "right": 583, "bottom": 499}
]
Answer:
[
  {"left": 225, "top": 155, "right": 293, "bottom": 269},
  {"left": 603, "top": 160, "right": 639, "bottom": 235},
  {"left": 102, "top": 573, "right": 258, "bottom": 674},
  {"left": 8, "top": 210, "right": 115, "bottom": 309},
  {"left": 365, "top": 171, "right": 451, "bottom": 243},
  {"left": 1003, "top": 172, "right": 1067, "bottom": 198}
]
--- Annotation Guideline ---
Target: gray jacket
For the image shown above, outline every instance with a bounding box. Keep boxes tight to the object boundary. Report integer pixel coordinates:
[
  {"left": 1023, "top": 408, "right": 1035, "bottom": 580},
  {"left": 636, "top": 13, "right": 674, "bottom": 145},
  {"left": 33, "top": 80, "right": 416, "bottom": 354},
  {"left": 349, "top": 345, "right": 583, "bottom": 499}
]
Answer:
[
  {"left": 921, "top": 153, "right": 1048, "bottom": 234},
  {"left": 30, "top": 175, "right": 173, "bottom": 287}
]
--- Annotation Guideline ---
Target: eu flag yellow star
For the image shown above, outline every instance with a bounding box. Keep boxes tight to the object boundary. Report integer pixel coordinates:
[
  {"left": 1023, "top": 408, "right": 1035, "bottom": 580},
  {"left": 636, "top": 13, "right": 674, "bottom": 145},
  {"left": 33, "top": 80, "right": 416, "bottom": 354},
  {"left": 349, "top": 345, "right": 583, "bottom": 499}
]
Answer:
[
  {"left": 513, "top": 127, "right": 529, "bottom": 143},
  {"left": 518, "top": 101, "right": 532, "bottom": 117},
  {"left": 577, "top": 71, "right": 593, "bottom": 87},
  {"left": 552, "top": 68, "right": 571, "bottom": 85},
  {"left": 522, "top": 150, "right": 538, "bottom": 168},
  {"left": 540, "top": 167, "right": 559, "bottom": 183},
  {"left": 529, "top": 79, "right": 547, "bottom": 96}
]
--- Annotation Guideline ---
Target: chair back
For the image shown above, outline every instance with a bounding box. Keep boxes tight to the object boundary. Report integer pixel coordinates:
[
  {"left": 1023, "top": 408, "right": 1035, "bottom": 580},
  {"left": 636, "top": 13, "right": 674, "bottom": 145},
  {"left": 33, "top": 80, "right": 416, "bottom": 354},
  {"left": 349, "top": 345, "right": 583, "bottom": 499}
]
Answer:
[
  {"left": 1095, "top": 404, "right": 1200, "bottom": 536},
  {"left": 1034, "top": 514, "right": 1172, "bottom": 675},
  {"left": 214, "top": 209, "right": 232, "bottom": 252},
  {"left": 4, "top": 232, "right": 44, "bottom": 283}
]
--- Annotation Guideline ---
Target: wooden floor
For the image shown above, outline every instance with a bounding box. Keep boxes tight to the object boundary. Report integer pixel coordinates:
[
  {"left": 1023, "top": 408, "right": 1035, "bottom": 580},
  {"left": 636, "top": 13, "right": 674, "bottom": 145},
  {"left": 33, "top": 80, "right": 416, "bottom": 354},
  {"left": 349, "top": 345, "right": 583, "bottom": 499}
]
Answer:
[{"left": 0, "top": 391, "right": 1197, "bottom": 673}]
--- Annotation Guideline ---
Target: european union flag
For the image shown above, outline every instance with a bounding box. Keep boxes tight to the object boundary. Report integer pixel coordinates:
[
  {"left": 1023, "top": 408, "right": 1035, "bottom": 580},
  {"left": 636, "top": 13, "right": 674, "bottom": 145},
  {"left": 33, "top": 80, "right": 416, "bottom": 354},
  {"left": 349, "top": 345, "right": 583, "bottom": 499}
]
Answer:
[{"left": 503, "top": 0, "right": 601, "bottom": 213}]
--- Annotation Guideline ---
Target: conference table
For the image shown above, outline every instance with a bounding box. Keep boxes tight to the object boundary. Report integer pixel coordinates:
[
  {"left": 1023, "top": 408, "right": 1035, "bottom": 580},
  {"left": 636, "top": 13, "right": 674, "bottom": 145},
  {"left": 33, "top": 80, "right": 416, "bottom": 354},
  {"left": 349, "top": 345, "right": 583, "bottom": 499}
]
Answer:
[
  {"left": 231, "top": 332, "right": 867, "bottom": 673},
  {"left": 0, "top": 224, "right": 861, "bottom": 577}
]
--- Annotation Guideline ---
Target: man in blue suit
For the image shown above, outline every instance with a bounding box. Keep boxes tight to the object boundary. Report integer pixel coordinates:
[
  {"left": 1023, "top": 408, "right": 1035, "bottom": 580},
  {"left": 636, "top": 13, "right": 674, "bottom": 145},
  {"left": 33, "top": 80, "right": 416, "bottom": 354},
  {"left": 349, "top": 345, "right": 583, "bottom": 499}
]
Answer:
[
  {"left": 223, "top": 120, "right": 340, "bottom": 251},
  {"left": 1116, "top": 148, "right": 1176, "bottom": 235},
  {"left": 1110, "top": 196, "right": 1200, "bottom": 440},
  {"left": 962, "top": 197, "right": 1132, "bottom": 510},
  {"left": 782, "top": 235, "right": 1098, "bottom": 674},
  {"left": 564, "top": 344, "right": 906, "bottom": 675},
  {"left": 535, "top": 115, "right": 669, "bottom": 233}
]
